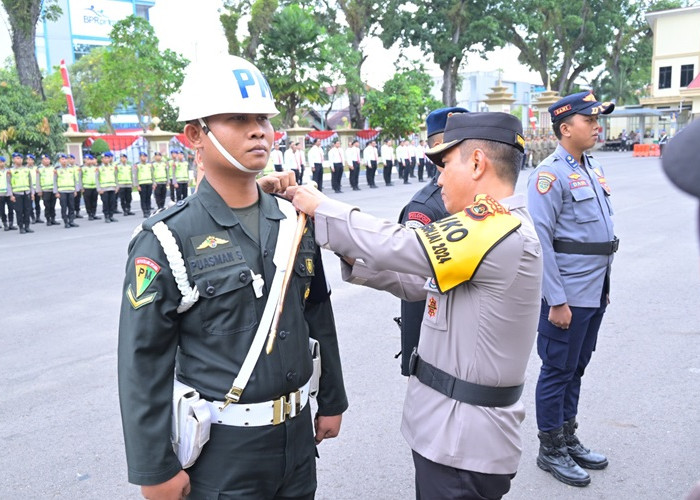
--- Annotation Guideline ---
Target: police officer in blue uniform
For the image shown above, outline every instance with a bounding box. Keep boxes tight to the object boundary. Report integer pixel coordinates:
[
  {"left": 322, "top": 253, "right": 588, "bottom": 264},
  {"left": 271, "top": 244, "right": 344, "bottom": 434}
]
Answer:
[
  {"left": 527, "top": 91, "right": 617, "bottom": 487},
  {"left": 396, "top": 106, "right": 467, "bottom": 375}
]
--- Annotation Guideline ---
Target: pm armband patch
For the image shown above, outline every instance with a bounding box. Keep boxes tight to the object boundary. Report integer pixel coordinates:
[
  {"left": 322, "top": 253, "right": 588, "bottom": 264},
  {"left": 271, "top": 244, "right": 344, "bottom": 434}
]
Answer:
[
  {"left": 126, "top": 257, "right": 161, "bottom": 309},
  {"left": 415, "top": 195, "right": 521, "bottom": 293}
]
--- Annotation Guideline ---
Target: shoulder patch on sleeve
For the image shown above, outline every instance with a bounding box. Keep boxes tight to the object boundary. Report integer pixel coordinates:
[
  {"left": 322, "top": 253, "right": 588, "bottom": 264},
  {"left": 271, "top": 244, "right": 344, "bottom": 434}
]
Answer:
[
  {"left": 407, "top": 211, "right": 431, "bottom": 225},
  {"left": 536, "top": 172, "right": 556, "bottom": 195}
]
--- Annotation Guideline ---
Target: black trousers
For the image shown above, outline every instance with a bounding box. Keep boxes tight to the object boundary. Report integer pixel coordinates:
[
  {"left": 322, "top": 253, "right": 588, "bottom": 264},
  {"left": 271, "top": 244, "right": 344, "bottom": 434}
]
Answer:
[
  {"left": 119, "top": 187, "right": 133, "bottom": 212},
  {"left": 331, "top": 163, "right": 344, "bottom": 192},
  {"left": 291, "top": 168, "right": 302, "bottom": 185},
  {"left": 33, "top": 192, "right": 42, "bottom": 219},
  {"left": 398, "top": 160, "right": 404, "bottom": 179},
  {"left": 418, "top": 158, "right": 425, "bottom": 181},
  {"left": 83, "top": 188, "right": 98, "bottom": 216},
  {"left": 154, "top": 183, "right": 167, "bottom": 209},
  {"left": 139, "top": 184, "right": 153, "bottom": 215},
  {"left": 274, "top": 164, "right": 283, "bottom": 173},
  {"left": 426, "top": 160, "right": 436, "bottom": 178},
  {"left": 366, "top": 160, "right": 377, "bottom": 187},
  {"left": 176, "top": 181, "right": 189, "bottom": 201},
  {"left": 101, "top": 190, "right": 116, "bottom": 219},
  {"left": 73, "top": 190, "right": 82, "bottom": 214},
  {"left": 14, "top": 192, "right": 32, "bottom": 228},
  {"left": 111, "top": 189, "right": 119, "bottom": 212},
  {"left": 412, "top": 451, "right": 515, "bottom": 500},
  {"left": 349, "top": 161, "right": 360, "bottom": 189},
  {"left": 0, "top": 195, "right": 14, "bottom": 223},
  {"left": 42, "top": 191, "right": 56, "bottom": 221},
  {"left": 169, "top": 180, "right": 176, "bottom": 201},
  {"left": 59, "top": 192, "right": 75, "bottom": 223},
  {"left": 312, "top": 163, "right": 323, "bottom": 191},
  {"left": 402, "top": 160, "right": 411, "bottom": 183},
  {"left": 187, "top": 405, "right": 317, "bottom": 500},
  {"left": 410, "top": 157, "right": 416, "bottom": 177},
  {"left": 383, "top": 160, "right": 393, "bottom": 185}
]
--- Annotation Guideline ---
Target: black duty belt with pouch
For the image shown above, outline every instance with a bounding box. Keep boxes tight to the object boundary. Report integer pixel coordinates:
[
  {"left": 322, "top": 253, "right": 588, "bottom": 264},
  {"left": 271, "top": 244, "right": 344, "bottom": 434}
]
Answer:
[
  {"left": 553, "top": 236, "right": 619, "bottom": 255},
  {"left": 408, "top": 349, "right": 523, "bottom": 407}
]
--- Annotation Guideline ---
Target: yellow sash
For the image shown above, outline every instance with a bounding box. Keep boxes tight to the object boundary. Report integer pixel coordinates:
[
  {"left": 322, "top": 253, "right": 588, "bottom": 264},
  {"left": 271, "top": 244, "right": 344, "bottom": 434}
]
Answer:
[{"left": 415, "top": 194, "right": 521, "bottom": 293}]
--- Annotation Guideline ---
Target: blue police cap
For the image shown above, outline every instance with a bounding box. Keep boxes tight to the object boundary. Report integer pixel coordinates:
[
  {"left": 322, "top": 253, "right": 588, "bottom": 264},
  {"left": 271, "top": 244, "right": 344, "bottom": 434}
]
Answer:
[
  {"left": 120, "top": 153, "right": 128, "bottom": 158},
  {"left": 154, "top": 151, "right": 162, "bottom": 156},
  {"left": 426, "top": 107, "right": 469, "bottom": 137},
  {"left": 58, "top": 153, "right": 67, "bottom": 159},
  {"left": 139, "top": 151, "right": 148, "bottom": 156},
  {"left": 549, "top": 91, "right": 614, "bottom": 122},
  {"left": 103, "top": 151, "right": 114, "bottom": 157},
  {"left": 69, "top": 153, "right": 76, "bottom": 159},
  {"left": 40, "top": 153, "right": 50, "bottom": 159},
  {"left": 0, "top": 156, "right": 6, "bottom": 162},
  {"left": 26, "top": 153, "right": 36, "bottom": 160},
  {"left": 171, "top": 149, "right": 179, "bottom": 154},
  {"left": 84, "top": 153, "right": 94, "bottom": 159},
  {"left": 12, "top": 152, "right": 23, "bottom": 158}
]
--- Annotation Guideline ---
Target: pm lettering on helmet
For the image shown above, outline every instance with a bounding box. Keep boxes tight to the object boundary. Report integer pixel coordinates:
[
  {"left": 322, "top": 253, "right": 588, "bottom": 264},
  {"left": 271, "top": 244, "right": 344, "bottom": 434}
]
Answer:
[{"left": 233, "top": 69, "right": 271, "bottom": 99}]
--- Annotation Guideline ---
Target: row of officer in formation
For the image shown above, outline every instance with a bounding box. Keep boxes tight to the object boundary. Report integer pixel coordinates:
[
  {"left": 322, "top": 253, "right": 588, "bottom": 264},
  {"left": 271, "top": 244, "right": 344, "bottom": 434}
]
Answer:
[
  {"left": 269, "top": 138, "right": 436, "bottom": 193},
  {"left": 0, "top": 150, "right": 193, "bottom": 234},
  {"left": 524, "top": 134, "right": 559, "bottom": 168}
]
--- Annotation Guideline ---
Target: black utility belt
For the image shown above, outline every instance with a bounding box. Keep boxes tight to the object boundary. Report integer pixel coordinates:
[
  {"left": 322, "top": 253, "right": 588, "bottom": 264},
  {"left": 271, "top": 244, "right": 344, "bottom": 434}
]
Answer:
[
  {"left": 553, "top": 236, "right": 619, "bottom": 256},
  {"left": 408, "top": 349, "right": 524, "bottom": 407}
]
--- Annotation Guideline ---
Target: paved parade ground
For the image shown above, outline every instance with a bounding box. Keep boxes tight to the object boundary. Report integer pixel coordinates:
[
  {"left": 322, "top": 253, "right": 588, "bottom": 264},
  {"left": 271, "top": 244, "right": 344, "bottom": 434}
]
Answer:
[{"left": 1, "top": 151, "right": 699, "bottom": 499}]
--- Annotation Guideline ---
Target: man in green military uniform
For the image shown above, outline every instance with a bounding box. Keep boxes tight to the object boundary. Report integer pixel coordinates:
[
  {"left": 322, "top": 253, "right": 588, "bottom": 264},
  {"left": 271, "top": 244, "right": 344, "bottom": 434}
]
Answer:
[
  {"left": 54, "top": 152, "right": 79, "bottom": 228},
  {"left": 96, "top": 152, "right": 119, "bottom": 223},
  {"left": 9, "top": 152, "right": 34, "bottom": 234},
  {"left": 117, "top": 153, "right": 136, "bottom": 216},
  {"left": 135, "top": 151, "right": 154, "bottom": 217},
  {"left": 0, "top": 155, "right": 17, "bottom": 231},
  {"left": 118, "top": 55, "right": 347, "bottom": 499},
  {"left": 152, "top": 151, "right": 169, "bottom": 210}
]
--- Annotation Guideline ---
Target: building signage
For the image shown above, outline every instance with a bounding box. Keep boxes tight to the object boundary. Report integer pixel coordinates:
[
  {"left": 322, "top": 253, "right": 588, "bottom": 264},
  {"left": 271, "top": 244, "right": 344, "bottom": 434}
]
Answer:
[{"left": 69, "top": 0, "right": 134, "bottom": 39}]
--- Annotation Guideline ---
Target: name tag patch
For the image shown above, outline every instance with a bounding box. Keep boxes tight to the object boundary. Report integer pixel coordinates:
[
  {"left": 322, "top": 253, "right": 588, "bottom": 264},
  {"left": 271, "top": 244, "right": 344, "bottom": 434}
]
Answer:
[
  {"left": 570, "top": 179, "right": 590, "bottom": 189},
  {"left": 189, "top": 247, "right": 245, "bottom": 276}
]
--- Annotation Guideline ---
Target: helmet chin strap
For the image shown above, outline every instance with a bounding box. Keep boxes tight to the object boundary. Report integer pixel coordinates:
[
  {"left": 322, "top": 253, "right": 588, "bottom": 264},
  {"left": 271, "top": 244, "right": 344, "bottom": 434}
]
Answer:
[{"left": 198, "top": 118, "right": 259, "bottom": 174}]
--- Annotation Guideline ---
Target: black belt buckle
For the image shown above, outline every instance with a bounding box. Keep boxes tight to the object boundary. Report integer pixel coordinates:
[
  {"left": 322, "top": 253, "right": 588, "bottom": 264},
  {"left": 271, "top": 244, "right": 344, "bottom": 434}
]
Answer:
[
  {"left": 408, "top": 348, "right": 419, "bottom": 376},
  {"left": 611, "top": 236, "right": 619, "bottom": 253}
]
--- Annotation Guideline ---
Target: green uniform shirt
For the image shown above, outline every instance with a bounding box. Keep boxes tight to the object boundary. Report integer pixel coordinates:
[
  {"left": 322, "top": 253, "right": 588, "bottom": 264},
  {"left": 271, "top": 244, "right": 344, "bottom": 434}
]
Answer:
[
  {"left": 136, "top": 163, "right": 154, "bottom": 185},
  {"left": 118, "top": 177, "right": 348, "bottom": 485},
  {"left": 174, "top": 161, "right": 189, "bottom": 182},
  {"left": 11, "top": 166, "right": 32, "bottom": 193},
  {"left": 98, "top": 165, "right": 117, "bottom": 189},
  {"left": 38, "top": 166, "right": 55, "bottom": 191},
  {"left": 56, "top": 166, "right": 76, "bottom": 192},
  {"left": 82, "top": 166, "right": 97, "bottom": 189},
  {"left": 152, "top": 161, "right": 169, "bottom": 183},
  {"left": 0, "top": 168, "right": 8, "bottom": 194},
  {"left": 117, "top": 163, "right": 134, "bottom": 186}
]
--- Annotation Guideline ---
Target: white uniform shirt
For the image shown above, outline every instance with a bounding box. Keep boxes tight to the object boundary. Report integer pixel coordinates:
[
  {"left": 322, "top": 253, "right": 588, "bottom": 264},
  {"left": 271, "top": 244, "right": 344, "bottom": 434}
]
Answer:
[
  {"left": 328, "top": 147, "right": 344, "bottom": 165},
  {"left": 345, "top": 146, "right": 360, "bottom": 166},
  {"left": 308, "top": 145, "right": 324, "bottom": 165},
  {"left": 295, "top": 149, "right": 305, "bottom": 168},
  {"left": 284, "top": 149, "right": 297, "bottom": 171},
  {"left": 363, "top": 145, "right": 379, "bottom": 165},
  {"left": 270, "top": 149, "right": 284, "bottom": 166},
  {"left": 381, "top": 145, "right": 395, "bottom": 163}
]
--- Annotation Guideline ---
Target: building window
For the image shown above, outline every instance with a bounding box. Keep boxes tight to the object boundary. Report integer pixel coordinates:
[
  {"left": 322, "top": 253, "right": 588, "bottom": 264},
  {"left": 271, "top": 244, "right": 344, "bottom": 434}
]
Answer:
[
  {"left": 681, "top": 64, "right": 695, "bottom": 87},
  {"left": 658, "top": 67, "right": 672, "bottom": 89},
  {"left": 136, "top": 5, "right": 150, "bottom": 20}
]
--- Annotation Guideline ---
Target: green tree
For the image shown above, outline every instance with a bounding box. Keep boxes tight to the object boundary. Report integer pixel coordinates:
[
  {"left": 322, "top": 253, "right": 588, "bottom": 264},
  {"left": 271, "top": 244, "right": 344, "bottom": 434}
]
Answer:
[
  {"left": 363, "top": 67, "right": 441, "bottom": 138},
  {"left": 0, "top": 67, "right": 65, "bottom": 154},
  {"left": 381, "top": 0, "right": 503, "bottom": 106},
  {"left": 256, "top": 4, "right": 339, "bottom": 128},
  {"left": 107, "top": 16, "right": 188, "bottom": 131},
  {"left": 1, "top": 0, "right": 62, "bottom": 98},
  {"left": 220, "top": 0, "right": 278, "bottom": 59},
  {"left": 90, "top": 137, "right": 110, "bottom": 156}
]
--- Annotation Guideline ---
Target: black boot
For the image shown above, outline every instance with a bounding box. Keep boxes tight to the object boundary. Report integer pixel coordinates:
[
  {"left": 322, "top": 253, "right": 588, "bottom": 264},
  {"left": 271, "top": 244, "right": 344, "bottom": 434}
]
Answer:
[
  {"left": 51, "top": 217, "right": 61, "bottom": 226},
  {"left": 24, "top": 224, "right": 34, "bottom": 233},
  {"left": 69, "top": 220, "right": 79, "bottom": 227},
  {"left": 2, "top": 221, "right": 7, "bottom": 231},
  {"left": 36, "top": 217, "right": 44, "bottom": 223},
  {"left": 47, "top": 219, "right": 52, "bottom": 226},
  {"left": 8, "top": 221, "right": 16, "bottom": 230},
  {"left": 563, "top": 418, "right": 609, "bottom": 470},
  {"left": 537, "top": 428, "right": 590, "bottom": 487},
  {"left": 19, "top": 227, "right": 26, "bottom": 234},
  {"left": 65, "top": 221, "right": 71, "bottom": 228}
]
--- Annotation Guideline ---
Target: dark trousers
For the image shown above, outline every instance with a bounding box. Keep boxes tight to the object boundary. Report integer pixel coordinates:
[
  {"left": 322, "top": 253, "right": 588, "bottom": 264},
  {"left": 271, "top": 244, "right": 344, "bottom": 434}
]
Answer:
[
  {"left": 349, "top": 161, "right": 360, "bottom": 189},
  {"left": 111, "top": 189, "right": 119, "bottom": 212},
  {"left": 74, "top": 190, "right": 82, "bottom": 214},
  {"left": 274, "top": 164, "right": 283, "bottom": 173},
  {"left": 139, "top": 184, "right": 153, "bottom": 215},
  {"left": 291, "top": 168, "right": 302, "bottom": 185},
  {"left": 101, "top": 190, "right": 116, "bottom": 219},
  {"left": 33, "top": 192, "right": 42, "bottom": 219},
  {"left": 398, "top": 160, "right": 404, "bottom": 179},
  {"left": 426, "top": 160, "right": 436, "bottom": 178},
  {"left": 176, "top": 181, "right": 189, "bottom": 201},
  {"left": 42, "top": 191, "right": 56, "bottom": 221},
  {"left": 14, "top": 192, "right": 32, "bottom": 228},
  {"left": 59, "top": 192, "right": 75, "bottom": 223},
  {"left": 331, "top": 163, "right": 344, "bottom": 192},
  {"left": 366, "top": 160, "right": 377, "bottom": 187},
  {"left": 383, "top": 160, "right": 393, "bottom": 185},
  {"left": 154, "top": 183, "right": 167, "bottom": 209},
  {"left": 535, "top": 296, "right": 607, "bottom": 431},
  {"left": 412, "top": 451, "right": 514, "bottom": 500},
  {"left": 402, "top": 160, "right": 411, "bottom": 183},
  {"left": 119, "top": 187, "right": 133, "bottom": 212},
  {"left": 84, "top": 188, "right": 98, "bottom": 217},
  {"left": 410, "top": 157, "right": 416, "bottom": 177},
  {"left": 0, "top": 195, "right": 14, "bottom": 224},
  {"left": 418, "top": 158, "right": 425, "bottom": 181},
  {"left": 312, "top": 163, "right": 323, "bottom": 191},
  {"left": 187, "top": 405, "right": 316, "bottom": 500},
  {"left": 169, "top": 180, "right": 176, "bottom": 201}
]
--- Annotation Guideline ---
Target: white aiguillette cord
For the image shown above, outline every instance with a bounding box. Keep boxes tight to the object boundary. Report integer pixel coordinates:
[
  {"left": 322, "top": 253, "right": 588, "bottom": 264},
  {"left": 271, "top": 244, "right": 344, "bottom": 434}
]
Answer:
[{"left": 220, "top": 197, "right": 298, "bottom": 410}]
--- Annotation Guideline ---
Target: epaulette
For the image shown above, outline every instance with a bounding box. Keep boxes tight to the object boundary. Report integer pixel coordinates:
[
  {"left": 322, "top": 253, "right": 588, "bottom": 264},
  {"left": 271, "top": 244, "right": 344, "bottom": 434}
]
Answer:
[{"left": 142, "top": 197, "right": 193, "bottom": 231}]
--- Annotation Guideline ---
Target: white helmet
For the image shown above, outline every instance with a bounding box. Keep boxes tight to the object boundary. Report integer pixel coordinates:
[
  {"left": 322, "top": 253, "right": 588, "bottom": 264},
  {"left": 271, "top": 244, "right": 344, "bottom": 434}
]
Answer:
[{"left": 176, "top": 55, "right": 279, "bottom": 122}]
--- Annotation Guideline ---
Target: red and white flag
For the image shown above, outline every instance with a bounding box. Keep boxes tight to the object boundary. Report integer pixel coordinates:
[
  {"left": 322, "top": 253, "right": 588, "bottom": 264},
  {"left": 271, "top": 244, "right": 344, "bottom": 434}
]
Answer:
[{"left": 60, "top": 59, "right": 78, "bottom": 132}]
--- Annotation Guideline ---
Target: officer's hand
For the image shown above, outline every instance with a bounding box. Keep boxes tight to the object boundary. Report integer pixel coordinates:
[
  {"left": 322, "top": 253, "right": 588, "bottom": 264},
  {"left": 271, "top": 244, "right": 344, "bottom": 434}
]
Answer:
[
  {"left": 137, "top": 186, "right": 142, "bottom": 192},
  {"left": 174, "top": 182, "right": 179, "bottom": 188},
  {"left": 141, "top": 470, "right": 190, "bottom": 500},
  {"left": 314, "top": 414, "right": 342, "bottom": 444},
  {"left": 99, "top": 190, "right": 104, "bottom": 195},
  {"left": 257, "top": 171, "right": 296, "bottom": 194},
  {"left": 286, "top": 185, "right": 327, "bottom": 217},
  {"left": 55, "top": 193, "right": 60, "bottom": 199},
  {"left": 73, "top": 192, "right": 78, "bottom": 197},
  {"left": 549, "top": 304, "right": 572, "bottom": 329},
  {"left": 10, "top": 196, "right": 15, "bottom": 202}
]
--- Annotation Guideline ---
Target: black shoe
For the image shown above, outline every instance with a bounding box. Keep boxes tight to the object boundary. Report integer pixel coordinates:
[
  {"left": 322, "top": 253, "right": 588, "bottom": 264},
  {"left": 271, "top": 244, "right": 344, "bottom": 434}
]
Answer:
[
  {"left": 370, "top": 185, "right": 378, "bottom": 189},
  {"left": 19, "top": 227, "right": 26, "bottom": 234},
  {"left": 104, "top": 218, "right": 111, "bottom": 223},
  {"left": 75, "top": 214, "right": 84, "bottom": 219},
  {"left": 51, "top": 219, "right": 61, "bottom": 226},
  {"left": 93, "top": 215, "right": 102, "bottom": 220},
  {"left": 537, "top": 428, "right": 590, "bottom": 487},
  {"left": 36, "top": 218, "right": 44, "bottom": 223},
  {"left": 69, "top": 222, "right": 79, "bottom": 227},
  {"left": 8, "top": 224, "right": 17, "bottom": 230},
  {"left": 88, "top": 215, "right": 94, "bottom": 220},
  {"left": 47, "top": 220, "right": 52, "bottom": 226},
  {"left": 110, "top": 217, "right": 118, "bottom": 222},
  {"left": 114, "top": 210, "right": 122, "bottom": 214},
  {"left": 24, "top": 226, "right": 34, "bottom": 233},
  {"left": 403, "top": 181, "right": 411, "bottom": 184},
  {"left": 563, "top": 418, "right": 609, "bottom": 470},
  {"left": 65, "top": 222, "right": 71, "bottom": 228},
  {"left": 386, "top": 183, "right": 394, "bottom": 186},
  {"left": 126, "top": 211, "right": 135, "bottom": 216}
]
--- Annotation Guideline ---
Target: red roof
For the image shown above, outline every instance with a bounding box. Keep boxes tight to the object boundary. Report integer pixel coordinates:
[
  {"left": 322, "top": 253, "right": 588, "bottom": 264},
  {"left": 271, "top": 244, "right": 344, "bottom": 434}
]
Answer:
[{"left": 688, "top": 73, "right": 700, "bottom": 89}]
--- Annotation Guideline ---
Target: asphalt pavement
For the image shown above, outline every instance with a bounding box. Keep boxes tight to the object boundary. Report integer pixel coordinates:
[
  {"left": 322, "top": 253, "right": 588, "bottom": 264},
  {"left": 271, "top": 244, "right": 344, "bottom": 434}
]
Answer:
[{"left": 1, "top": 152, "right": 698, "bottom": 499}]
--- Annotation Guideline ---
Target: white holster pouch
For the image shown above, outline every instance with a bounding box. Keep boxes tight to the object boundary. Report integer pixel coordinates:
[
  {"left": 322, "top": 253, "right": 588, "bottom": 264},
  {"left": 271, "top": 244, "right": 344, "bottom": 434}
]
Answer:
[
  {"left": 171, "top": 379, "right": 212, "bottom": 469},
  {"left": 309, "top": 338, "right": 321, "bottom": 399}
]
